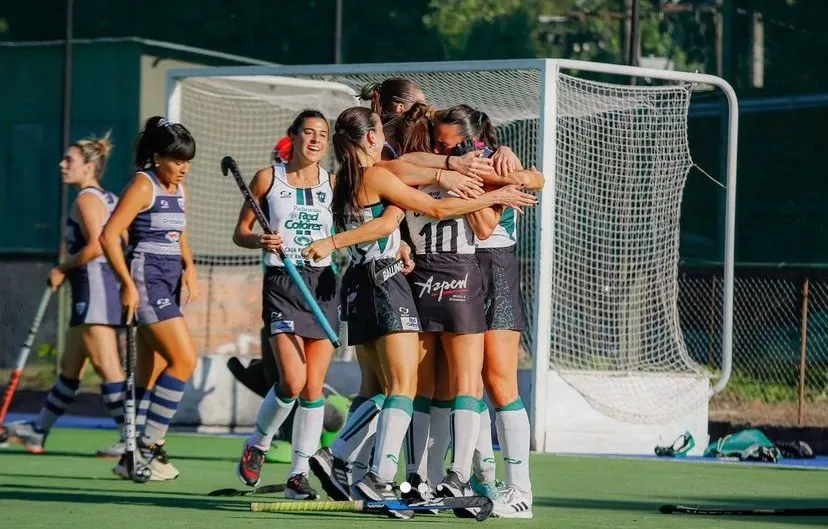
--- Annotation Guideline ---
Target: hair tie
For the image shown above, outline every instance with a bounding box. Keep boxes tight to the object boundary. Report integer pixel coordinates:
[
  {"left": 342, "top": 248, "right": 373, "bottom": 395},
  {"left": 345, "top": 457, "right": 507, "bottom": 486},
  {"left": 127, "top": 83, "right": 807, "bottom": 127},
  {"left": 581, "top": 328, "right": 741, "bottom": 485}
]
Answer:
[{"left": 274, "top": 136, "right": 293, "bottom": 162}]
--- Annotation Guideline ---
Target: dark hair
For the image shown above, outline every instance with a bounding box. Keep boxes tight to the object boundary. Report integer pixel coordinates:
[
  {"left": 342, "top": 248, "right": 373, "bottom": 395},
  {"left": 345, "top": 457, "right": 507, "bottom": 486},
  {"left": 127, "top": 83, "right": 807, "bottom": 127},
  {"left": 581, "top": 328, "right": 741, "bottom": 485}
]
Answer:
[
  {"left": 331, "top": 107, "right": 379, "bottom": 232},
  {"left": 392, "top": 102, "right": 435, "bottom": 155},
  {"left": 434, "top": 104, "right": 498, "bottom": 151},
  {"left": 358, "top": 77, "right": 423, "bottom": 123},
  {"left": 273, "top": 109, "right": 328, "bottom": 163},
  {"left": 134, "top": 116, "right": 196, "bottom": 169}
]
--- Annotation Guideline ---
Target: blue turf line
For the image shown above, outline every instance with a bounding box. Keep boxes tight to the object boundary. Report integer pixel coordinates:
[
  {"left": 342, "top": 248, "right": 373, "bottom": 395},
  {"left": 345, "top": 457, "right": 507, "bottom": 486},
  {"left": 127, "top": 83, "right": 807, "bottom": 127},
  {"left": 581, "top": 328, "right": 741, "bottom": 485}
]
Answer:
[{"left": 6, "top": 412, "right": 828, "bottom": 469}]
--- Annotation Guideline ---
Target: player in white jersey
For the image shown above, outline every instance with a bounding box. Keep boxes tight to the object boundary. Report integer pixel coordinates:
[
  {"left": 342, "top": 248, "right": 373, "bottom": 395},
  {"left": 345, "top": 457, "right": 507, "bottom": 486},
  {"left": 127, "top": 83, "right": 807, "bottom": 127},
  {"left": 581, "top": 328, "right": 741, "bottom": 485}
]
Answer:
[
  {"left": 431, "top": 104, "right": 545, "bottom": 518},
  {"left": 1, "top": 133, "right": 128, "bottom": 458},
  {"left": 303, "top": 107, "right": 534, "bottom": 518},
  {"left": 232, "top": 110, "right": 339, "bottom": 500}
]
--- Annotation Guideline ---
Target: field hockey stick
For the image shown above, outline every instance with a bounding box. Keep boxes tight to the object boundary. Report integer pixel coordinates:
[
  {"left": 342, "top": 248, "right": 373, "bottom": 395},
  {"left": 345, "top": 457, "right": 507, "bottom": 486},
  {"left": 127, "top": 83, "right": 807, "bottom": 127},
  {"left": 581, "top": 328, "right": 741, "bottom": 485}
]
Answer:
[
  {"left": 0, "top": 287, "right": 52, "bottom": 424},
  {"left": 221, "top": 156, "right": 340, "bottom": 347},
  {"left": 123, "top": 323, "right": 151, "bottom": 483},
  {"left": 250, "top": 495, "right": 494, "bottom": 521},
  {"left": 660, "top": 504, "right": 828, "bottom": 516},
  {"left": 208, "top": 484, "right": 286, "bottom": 497}
]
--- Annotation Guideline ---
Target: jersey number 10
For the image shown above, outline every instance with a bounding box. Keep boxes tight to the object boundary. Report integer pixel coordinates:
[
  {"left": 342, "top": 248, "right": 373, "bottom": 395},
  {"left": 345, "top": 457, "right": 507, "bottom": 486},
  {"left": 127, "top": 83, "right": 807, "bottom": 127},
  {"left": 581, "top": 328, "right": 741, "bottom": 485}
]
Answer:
[{"left": 419, "top": 219, "right": 470, "bottom": 254}]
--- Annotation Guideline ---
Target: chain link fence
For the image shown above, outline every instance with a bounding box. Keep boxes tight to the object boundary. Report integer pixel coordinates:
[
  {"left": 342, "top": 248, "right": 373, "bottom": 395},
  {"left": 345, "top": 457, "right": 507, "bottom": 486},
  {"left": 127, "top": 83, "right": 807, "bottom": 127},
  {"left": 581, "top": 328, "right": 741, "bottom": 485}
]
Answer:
[{"left": 680, "top": 265, "right": 828, "bottom": 426}]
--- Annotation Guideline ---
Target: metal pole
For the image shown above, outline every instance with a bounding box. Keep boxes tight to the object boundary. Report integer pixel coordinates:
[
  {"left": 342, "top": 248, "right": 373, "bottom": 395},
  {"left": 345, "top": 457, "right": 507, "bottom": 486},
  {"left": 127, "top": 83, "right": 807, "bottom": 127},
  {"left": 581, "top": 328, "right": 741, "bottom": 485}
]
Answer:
[
  {"left": 334, "top": 0, "right": 343, "bottom": 64},
  {"left": 627, "top": 0, "right": 640, "bottom": 67},
  {"left": 797, "top": 277, "right": 810, "bottom": 426},
  {"left": 56, "top": 0, "right": 74, "bottom": 360}
]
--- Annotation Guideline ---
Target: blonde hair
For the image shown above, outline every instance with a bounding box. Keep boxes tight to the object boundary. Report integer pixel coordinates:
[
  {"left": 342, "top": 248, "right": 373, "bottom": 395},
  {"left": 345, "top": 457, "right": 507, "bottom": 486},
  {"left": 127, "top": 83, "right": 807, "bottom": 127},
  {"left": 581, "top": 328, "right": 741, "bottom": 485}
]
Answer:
[{"left": 73, "top": 130, "right": 113, "bottom": 180}]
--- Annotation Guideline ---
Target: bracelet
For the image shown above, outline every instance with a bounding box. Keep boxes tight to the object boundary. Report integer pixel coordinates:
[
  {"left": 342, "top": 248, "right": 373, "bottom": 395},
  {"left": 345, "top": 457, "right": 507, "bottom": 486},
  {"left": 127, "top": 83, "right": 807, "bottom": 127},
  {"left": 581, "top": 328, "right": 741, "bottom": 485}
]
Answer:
[
  {"left": 331, "top": 235, "right": 338, "bottom": 249},
  {"left": 444, "top": 155, "right": 451, "bottom": 170},
  {"left": 435, "top": 168, "right": 443, "bottom": 183}
]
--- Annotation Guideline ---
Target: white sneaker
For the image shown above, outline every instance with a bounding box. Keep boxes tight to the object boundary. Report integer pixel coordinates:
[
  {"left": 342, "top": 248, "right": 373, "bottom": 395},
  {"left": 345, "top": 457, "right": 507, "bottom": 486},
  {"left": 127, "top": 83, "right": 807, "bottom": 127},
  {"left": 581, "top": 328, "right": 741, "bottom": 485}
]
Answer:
[
  {"left": 96, "top": 440, "right": 126, "bottom": 458},
  {"left": 491, "top": 486, "right": 533, "bottom": 519},
  {"left": 4, "top": 421, "right": 46, "bottom": 454}
]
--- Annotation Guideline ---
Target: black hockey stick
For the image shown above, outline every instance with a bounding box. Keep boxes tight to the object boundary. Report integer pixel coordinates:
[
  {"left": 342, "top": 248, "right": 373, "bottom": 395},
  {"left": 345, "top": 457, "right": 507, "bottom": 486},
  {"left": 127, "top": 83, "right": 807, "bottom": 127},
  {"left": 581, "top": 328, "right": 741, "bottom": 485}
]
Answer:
[
  {"left": 121, "top": 323, "right": 151, "bottom": 483},
  {"left": 660, "top": 504, "right": 828, "bottom": 516},
  {"left": 208, "top": 484, "right": 287, "bottom": 497}
]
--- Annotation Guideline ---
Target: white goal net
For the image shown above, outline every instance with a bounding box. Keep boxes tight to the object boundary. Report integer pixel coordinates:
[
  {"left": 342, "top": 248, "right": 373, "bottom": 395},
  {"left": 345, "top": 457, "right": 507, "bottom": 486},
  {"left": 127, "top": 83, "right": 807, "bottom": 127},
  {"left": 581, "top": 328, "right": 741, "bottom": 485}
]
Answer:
[{"left": 168, "top": 60, "right": 735, "bottom": 428}]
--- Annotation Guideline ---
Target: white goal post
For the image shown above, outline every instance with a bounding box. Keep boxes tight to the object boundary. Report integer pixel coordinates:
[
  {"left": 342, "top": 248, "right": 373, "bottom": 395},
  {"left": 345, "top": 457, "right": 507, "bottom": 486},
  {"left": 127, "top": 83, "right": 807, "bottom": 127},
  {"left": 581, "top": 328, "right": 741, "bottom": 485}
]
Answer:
[{"left": 166, "top": 59, "right": 738, "bottom": 454}]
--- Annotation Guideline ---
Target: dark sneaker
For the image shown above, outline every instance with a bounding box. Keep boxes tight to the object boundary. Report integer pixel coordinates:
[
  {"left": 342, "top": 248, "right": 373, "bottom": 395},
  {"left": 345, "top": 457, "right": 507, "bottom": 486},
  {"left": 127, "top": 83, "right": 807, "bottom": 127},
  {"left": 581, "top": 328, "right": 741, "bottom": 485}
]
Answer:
[
  {"left": 309, "top": 447, "right": 353, "bottom": 500},
  {"left": 285, "top": 473, "right": 319, "bottom": 500},
  {"left": 401, "top": 473, "right": 437, "bottom": 514},
  {"left": 436, "top": 470, "right": 476, "bottom": 518},
  {"left": 353, "top": 471, "right": 413, "bottom": 520},
  {"left": 236, "top": 443, "right": 265, "bottom": 487}
]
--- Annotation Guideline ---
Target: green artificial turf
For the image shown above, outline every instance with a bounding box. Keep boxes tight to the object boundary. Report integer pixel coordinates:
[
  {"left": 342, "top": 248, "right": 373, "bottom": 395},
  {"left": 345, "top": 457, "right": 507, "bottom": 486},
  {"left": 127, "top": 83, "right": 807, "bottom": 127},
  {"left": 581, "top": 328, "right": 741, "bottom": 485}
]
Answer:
[{"left": 1, "top": 428, "right": 826, "bottom": 528}]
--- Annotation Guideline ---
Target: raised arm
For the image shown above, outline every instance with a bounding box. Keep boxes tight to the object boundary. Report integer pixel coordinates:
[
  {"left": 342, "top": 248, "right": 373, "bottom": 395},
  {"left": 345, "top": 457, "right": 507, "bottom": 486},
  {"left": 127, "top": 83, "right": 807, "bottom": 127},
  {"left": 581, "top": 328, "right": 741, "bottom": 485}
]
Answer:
[
  {"left": 232, "top": 167, "right": 282, "bottom": 253},
  {"left": 379, "top": 159, "right": 483, "bottom": 198},
  {"left": 466, "top": 205, "right": 504, "bottom": 241},
  {"left": 481, "top": 167, "right": 545, "bottom": 191},
  {"left": 302, "top": 205, "right": 406, "bottom": 263},
  {"left": 366, "top": 166, "right": 536, "bottom": 220}
]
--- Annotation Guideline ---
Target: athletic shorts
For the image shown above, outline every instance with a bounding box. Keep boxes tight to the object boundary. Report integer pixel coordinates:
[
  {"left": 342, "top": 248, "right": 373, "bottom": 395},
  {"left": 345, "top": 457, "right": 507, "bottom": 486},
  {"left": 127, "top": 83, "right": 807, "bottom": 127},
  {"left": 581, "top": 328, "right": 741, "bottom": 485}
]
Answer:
[
  {"left": 262, "top": 265, "right": 339, "bottom": 340},
  {"left": 341, "top": 257, "right": 421, "bottom": 346},
  {"left": 407, "top": 253, "right": 486, "bottom": 334},
  {"left": 68, "top": 261, "right": 122, "bottom": 327},
  {"left": 477, "top": 246, "right": 526, "bottom": 331},
  {"left": 130, "top": 252, "right": 183, "bottom": 327}
]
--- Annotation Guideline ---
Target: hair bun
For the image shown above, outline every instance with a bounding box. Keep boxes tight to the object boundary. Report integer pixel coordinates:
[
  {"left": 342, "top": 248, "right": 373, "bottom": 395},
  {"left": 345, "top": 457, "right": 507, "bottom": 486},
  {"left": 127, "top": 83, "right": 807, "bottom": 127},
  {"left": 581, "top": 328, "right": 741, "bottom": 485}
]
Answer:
[{"left": 358, "top": 82, "right": 380, "bottom": 102}]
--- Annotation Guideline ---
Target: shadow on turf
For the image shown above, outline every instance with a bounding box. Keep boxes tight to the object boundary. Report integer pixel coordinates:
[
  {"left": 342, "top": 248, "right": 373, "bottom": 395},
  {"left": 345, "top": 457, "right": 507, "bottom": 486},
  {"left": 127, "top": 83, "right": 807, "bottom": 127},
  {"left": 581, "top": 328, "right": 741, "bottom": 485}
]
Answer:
[
  {"left": 0, "top": 486, "right": 247, "bottom": 512},
  {"left": 533, "top": 496, "right": 828, "bottom": 524},
  {"left": 0, "top": 449, "right": 237, "bottom": 463},
  {"left": 0, "top": 482, "right": 253, "bottom": 498}
]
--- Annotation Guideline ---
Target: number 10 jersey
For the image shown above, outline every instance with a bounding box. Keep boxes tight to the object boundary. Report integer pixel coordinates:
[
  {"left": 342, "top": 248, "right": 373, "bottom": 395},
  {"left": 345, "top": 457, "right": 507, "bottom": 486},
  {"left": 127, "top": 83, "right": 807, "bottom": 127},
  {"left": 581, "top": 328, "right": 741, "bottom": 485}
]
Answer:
[{"left": 405, "top": 185, "right": 475, "bottom": 255}]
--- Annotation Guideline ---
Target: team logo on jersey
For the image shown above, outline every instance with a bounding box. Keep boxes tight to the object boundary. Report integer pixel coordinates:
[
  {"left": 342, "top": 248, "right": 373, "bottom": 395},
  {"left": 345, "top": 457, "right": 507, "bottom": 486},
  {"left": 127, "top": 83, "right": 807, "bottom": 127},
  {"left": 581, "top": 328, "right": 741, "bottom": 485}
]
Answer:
[
  {"left": 293, "top": 235, "right": 313, "bottom": 247},
  {"left": 165, "top": 231, "right": 180, "bottom": 243},
  {"left": 413, "top": 273, "right": 469, "bottom": 302},
  {"left": 315, "top": 191, "right": 327, "bottom": 203},
  {"left": 177, "top": 198, "right": 185, "bottom": 210},
  {"left": 428, "top": 191, "right": 441, "bottom": 198},
  {"left": 160, "top": 199, "right": 169, "bottom": 209},
  {"left": 75, "top": 302, "right": 87, "bottom": 315},
  {"left": 280, "top": 190, "right": 292, "bottom": 199}
]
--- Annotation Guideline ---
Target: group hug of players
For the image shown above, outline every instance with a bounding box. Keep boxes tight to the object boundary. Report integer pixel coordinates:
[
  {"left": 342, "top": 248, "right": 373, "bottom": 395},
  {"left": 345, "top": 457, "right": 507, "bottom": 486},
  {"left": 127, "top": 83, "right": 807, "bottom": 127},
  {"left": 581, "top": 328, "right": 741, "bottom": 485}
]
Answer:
[{"left": 0, "top": 77, "right": 544, "bottom": 519}]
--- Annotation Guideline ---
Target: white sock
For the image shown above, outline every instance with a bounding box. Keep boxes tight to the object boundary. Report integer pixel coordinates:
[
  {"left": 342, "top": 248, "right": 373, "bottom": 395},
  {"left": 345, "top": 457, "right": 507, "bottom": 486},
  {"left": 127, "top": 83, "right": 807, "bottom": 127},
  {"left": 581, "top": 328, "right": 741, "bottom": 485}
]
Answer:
[
  {"left": 352, "top": 430, "right": 376, "bottom": 483},
  {"left": 404, "top": 395, "right": 431, "bottom": 479},
  {"left": 248, "top": 387, "right": 296, "bottom": 451},
  {"left": 473, "top": 399, "right": 497, "bottom": 483},
  {"left": 495, "top": 398, "right": 532, "bottom": 493},
  {"left": 427, "top": 400, "right": 452, "bottom": 485},
  {"left": 332, "top": 394, "right": 384, "bottom": 461},
  {"left": 290, "top": 398, "right": 325, "bottom": 476},
  {"left": 370, "top": 395, "right": 413, "bottom": 482},
  {"left": 450, "top": 395, "right": 481, "bottom": 483}
]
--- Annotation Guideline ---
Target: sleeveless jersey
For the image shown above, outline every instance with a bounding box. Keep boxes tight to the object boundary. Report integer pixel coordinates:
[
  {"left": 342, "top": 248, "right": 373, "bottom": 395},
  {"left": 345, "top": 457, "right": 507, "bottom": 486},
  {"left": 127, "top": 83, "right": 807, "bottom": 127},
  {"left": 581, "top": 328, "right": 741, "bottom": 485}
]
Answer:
[
  {"left": 475, "top": 207, "right": 517, "bottom": 249},
  {"left": 129, "top": 170, "right": 186, "bottom": 256},
  {"left": 262, "top": 163, "right": 334, "bottom": 267},
  {"left": 346, "top": 201, "right": 401, "bottom": 265},
  {"left": 405, "top": 185, "right": 475, "bottom": 255},
  {"left": 65, "top": 187, "right": 118, "bottom": 263}
]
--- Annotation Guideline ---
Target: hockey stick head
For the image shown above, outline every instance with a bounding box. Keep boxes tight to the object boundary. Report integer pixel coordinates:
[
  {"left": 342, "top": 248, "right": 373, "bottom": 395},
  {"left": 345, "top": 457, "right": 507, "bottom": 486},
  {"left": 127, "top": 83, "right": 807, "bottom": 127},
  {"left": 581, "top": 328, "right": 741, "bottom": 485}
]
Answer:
[{"left": 220, "top": 156, "right": 237, "bottom": 177}]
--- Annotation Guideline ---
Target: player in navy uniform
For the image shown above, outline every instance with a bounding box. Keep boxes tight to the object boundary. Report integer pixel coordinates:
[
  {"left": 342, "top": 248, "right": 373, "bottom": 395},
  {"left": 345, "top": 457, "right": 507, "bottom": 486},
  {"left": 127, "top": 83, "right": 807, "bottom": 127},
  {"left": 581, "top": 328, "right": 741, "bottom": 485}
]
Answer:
[
  {"left": 431, "top": 105, "right": 544, "bottom": 518},
  {"left": 232, "top": 110, "right": 340, "bottom": 499},
  {"left": 300, "top": 106, "right": 534, "bottom": 517},
  {"left": 100, "top": 116, "right": 199, "bottom": 481},
  {"left": 2, "top": 133, "right": 127, "bottom": 458}
]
